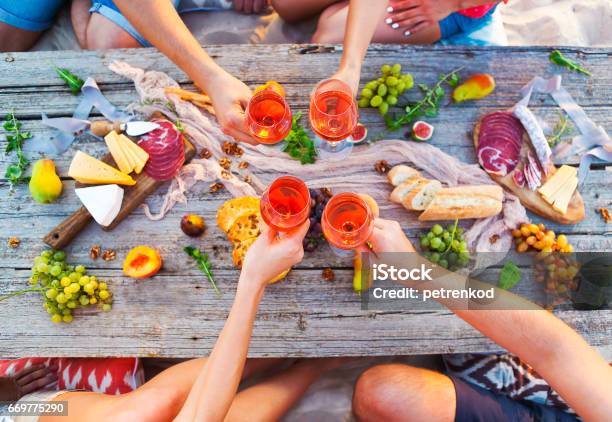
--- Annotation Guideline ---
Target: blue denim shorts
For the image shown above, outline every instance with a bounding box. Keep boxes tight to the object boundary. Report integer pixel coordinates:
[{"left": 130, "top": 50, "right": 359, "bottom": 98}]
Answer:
[
  {"left": 439, "top": 5, "right": 498, "bottom": 39},
  {"left": 0, "top": 0, "right": 66, "bottom": 31},
  {"left": 89, "top": 0, "right": 181, "bottom": 47}
]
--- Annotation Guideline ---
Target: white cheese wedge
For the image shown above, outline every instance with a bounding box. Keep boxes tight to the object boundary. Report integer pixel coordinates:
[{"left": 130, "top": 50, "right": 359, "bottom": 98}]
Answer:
[
  {"left": 75, "top": 184, "right": 124, "bottom": 227},
  {"left": 552, "top": 176, "right": 578, "bottom": 215},
  {"left": 538, "top": 165, "right": 577, "bottom": 203}
]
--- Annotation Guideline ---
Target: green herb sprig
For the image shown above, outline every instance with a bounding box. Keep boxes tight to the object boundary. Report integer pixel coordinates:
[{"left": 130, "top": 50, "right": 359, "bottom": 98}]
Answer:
[
  {"left": 547, "top": 112, "right": 573, "bottom": 148},
  {"left": 282, "top": 112, "right": 317, "bottom": 164},
  {"left": 498, "top": 261, "right": 522, "bottom": 290},
  {"left": 385, "top": 67, "right": 463, "bottom": 130},
  {"left": 52, "top": 65, "right": 85, "bottom": 95},
  {"left": 3, "top": 111, "right": 32, "bottom": 189},
  {"left": 184, "top": 246, "right": 220, "bottom": 295},
  {"left": 549, "top": 50, "right": 591, "bottom": 76}
]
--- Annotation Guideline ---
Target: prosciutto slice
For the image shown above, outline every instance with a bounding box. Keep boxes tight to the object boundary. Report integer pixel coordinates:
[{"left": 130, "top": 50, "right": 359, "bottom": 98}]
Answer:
[{"left": 477, "top": 112, "right": 524, "bottom": 176}]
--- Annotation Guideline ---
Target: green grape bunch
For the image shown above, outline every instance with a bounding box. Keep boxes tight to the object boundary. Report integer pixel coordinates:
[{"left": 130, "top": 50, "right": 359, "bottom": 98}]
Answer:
[
  {"left": 358, "top": 63, "right": 414, "bottom": 115},
  {"left": 419, "top": 220, "right": 471, "bottom": 271},
  {"left": 28, "top": 249, "right": 113, "bottom": 323}
]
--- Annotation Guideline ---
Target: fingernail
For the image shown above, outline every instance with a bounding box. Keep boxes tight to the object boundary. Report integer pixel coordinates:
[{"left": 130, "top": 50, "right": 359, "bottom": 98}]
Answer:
[
  {"left": 392, "top": 23, "right": 399, "bottom": 29},
  {"left": 404, "top": 30, "right": 411, "bottom": 37},
  {"left": 385, "top": 17, "right": 393, "bottom": 24},
  {"left": 387, "top": 6, "right": 393, "bottom": 12}
]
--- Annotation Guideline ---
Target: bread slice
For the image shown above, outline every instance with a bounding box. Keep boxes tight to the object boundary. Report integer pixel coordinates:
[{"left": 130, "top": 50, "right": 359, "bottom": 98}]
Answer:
[
  {"left": 387, "top": 165, "right": 420, "bottom": 186},
  {"left": 419, "top": 185, "right": 503, "bottom": 221},
  {"left": 473, "top": 119, "right": 584, "bottom": 225},
  {"left": 402, "top": 180, "right": 441, "bottom": 211},
  {"left": 390, "top": 176, "right": 426, "bottom": 204}
]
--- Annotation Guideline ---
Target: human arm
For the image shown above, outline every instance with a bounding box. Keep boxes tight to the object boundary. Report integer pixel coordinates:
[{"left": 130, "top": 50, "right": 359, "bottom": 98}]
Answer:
[
  {"left": 113, "top": 0, "right": 255, "bottom": 144},
  {"left": 367, "top": 218, "right": 612, "bottom": 421},
  {"left": 331, "top": 0, "right": 388, "bottom": 95},
  {"left": 174, "top": 220, "right": 310, "bottom": 421},
  {"left": 386, "top": 0, "right": 499, "bottom": 35}
]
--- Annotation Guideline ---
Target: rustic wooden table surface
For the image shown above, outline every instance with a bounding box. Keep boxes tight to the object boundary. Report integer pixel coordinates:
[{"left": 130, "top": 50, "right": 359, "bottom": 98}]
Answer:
[{"left": 0, "top": 45, "right": 610, "bottom": 358}]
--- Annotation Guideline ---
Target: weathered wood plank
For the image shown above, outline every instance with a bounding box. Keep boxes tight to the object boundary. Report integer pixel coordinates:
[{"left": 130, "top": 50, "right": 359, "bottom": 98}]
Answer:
[
  {"left": 1, "top": 45, "right": 610, "bottom": 357},
  {"left": 0, "top": 268, "right": 609, "bottom": 357}
]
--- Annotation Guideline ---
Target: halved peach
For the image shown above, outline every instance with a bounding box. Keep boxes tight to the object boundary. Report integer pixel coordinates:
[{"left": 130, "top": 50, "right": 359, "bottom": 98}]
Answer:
[{"left": 123, "top": 246, "right": 162, "bottom": 279}]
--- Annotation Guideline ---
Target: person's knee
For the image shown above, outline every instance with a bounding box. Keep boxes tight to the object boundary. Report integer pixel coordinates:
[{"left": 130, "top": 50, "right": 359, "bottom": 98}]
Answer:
[
  {"left": 108, "top": 386, "right": 183, "bottom": 422},
  {"left": 271, "top": 0, "right": 303, "bottom": 23},
  {"left": 84, "top": 15, "right": 141, "bottom": 50},
  {"left": 353, "top": 364, "right": 452, "bottom": 422},
  {"left": 312, "top": 4, "right": 346, "bottom": 44}
]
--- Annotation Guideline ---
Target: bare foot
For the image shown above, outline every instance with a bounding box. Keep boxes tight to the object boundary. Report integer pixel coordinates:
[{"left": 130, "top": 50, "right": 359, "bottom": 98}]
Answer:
[{"left": 0, "top": 364, "right": 58, "bottom": 401}]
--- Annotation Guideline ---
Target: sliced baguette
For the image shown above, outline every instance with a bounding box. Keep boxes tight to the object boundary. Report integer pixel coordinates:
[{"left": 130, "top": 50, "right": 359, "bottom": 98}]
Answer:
[
  {"left": 387, "top": 165, "right": 420, "bottom": 186},
  {"left": 402, "top": 179, "right": 441, "bottom": 211},
  {"left": 389, "top": 176, "right": 426, "bottom": 204},
  {"left": 419, "top": 185, "right": 503, "bottom": 221}
]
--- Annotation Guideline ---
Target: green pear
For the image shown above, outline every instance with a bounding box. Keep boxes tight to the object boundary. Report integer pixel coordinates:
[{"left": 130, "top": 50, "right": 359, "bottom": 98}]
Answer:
[{"left": 29, "top": 159, "right": 62, "bottom": 204}]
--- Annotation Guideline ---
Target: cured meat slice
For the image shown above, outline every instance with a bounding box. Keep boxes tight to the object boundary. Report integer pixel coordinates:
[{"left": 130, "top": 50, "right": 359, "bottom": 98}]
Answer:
[
  {"left": 137, "top": 119, "right": 185, "bottom": 181},
  {"left": 477, "top": 112, "right": 525, "bottom": 177},
  {"left": 513, "top": 105, "right": 552, "bottom": 175},
  {"left": 513, "top": 168, "right": 526, "bottom": 188}
]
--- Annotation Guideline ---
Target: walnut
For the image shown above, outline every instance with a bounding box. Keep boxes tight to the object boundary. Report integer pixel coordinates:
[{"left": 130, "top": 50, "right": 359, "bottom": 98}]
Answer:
[
  {"left": 219, "top": 157, "right": 232, "bottom": 169},
  {"left": 243, "top": 175, "right": 252, "bottom": 184},
  {"left": 322, "top": 267, "right": 335, "bottom": 281},
  {"left": 199, "top": 148, "right": 212, "bottom": 159},
  {"left": 238, "top": 161, "right": 249, "bottom": 169},
  {"left": 222, "top": 141, "right": 244, "bottom": 157},
  {"left": 599, "top": 207, "right": 611, "bottom": 224},
  {"left": 89, "top": 245, "right": 101, "bottom": 260},
  {"left": 210, "top": 182, "right": 224, "bottom": 193},
  {"left": 374, "top": 160, "right": 391, "bottom": 174},
  {"left": 7, "top": 237, "right": 20, "bottom": 248},
  {"left": 220, "top": 169, "right": 231, "bottom": 179},
  {"left": 489, "top": 234, "right": 500, "bottom": 244},
  {"left": 102, "top": 249, "right": 116, "bottom": 261},
  {"left": 320, "top": 187, "right": 333, "bottom": 198}
]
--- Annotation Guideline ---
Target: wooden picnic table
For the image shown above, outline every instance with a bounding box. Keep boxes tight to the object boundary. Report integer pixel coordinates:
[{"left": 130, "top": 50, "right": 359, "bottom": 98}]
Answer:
[{"left": 0, "top": 44, "right": 610, "bottom": 358}]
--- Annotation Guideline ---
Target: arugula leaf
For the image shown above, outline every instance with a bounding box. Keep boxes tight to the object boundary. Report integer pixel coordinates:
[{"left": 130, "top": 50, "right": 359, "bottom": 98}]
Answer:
[
  {"left": 281, "top": 112, "right": 317, "bottom": 165},
  {"left": 184, "top": 246, "right": 220, "bottom": 295},
  {"left": 498, "top": 261, "right": 521, "bottom": 290},
  {"left": 52, "top": 65, "right": 85, "bottom": 95},
  {"left": 2, "top": 112, "right": 31, "bottom": 189},
  {"left": 386, "top": 67, "right": 463, "bottom": 130},
  {"left": 549, "top": 50, "right": 591, "bottom": 76},
  {"left": 547, "top": 112, "right": 573, "bottom": 147}
]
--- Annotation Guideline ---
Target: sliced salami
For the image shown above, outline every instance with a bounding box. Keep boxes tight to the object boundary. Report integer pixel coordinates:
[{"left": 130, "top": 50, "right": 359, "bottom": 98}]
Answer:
[
  {"left": 137, "top": 119, "right": 185, "bottom": 181},
  {"left": 513, "top": 167, "right": 526, "bottom": 188},
  {"left": 477, "top": 112, "right": 526, "bottom": 177}
]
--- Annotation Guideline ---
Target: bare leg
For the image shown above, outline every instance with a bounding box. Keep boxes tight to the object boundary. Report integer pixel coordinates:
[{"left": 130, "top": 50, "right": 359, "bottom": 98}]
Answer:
[
  {"left": 41, "top": 358, "right": 282, "bottom": 422},
  {"left": 69, "top": 0, "right": 141, "bottom": 50},
  {"left": 226, "top": 358, "right": 349, "bottom": 422},
  {"left": 271, "top": 0, "right": 340, "bottom": 23},
  {"left": 352, "top": 363, "right": 456, "bottom": 422},
  {"left": 312, "top": 0, "right": 441, "bottom": 45},
  {"left": 0, "top": 23, "right": 43, "bottom": 52}
]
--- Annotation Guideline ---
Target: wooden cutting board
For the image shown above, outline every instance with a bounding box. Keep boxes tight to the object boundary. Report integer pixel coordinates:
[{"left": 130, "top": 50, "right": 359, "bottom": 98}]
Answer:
[{"left": 44, "top": 136, "right": 196, "bottom": 250}]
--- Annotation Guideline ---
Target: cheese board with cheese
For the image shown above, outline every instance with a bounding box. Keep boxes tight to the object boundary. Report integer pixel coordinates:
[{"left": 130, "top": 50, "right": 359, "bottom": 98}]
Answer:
[
  {"left": 44, "top": 117, "right": 195, "bottom": 250},
  {"left": 473, "top": 110, "right": 585, "bottom": 225}
]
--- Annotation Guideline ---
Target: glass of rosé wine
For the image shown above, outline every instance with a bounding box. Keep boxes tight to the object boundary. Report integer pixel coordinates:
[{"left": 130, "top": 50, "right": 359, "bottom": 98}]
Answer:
[
  {"left": 260, "top": 176, "right": 311, "bottom": 232},
  {"left": 321, "top": 192, "right": 374, "bottom": 253},
  {"left": 309, "top": 79, "right": 358, "bottom": 161},
  {"left": 246, "top": 88, "right": 292, "bottom": 144}
]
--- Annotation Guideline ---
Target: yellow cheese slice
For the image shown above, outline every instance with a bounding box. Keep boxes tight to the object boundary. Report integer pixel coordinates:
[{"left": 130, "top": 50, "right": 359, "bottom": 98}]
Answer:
[
  {"left": 538, "top": 165, "right": 577, "bottom": 203},
  {"left": 119, "top": 135, "right": 149, "bottom": 167},
  {"left": 68, "top": 151, "right": 136, "bottom": 186},
  {"left": 552, "top": 176, "right": 578, "bottom": 215},
  {"left": 104, "top": 131, "right": 132, "bottom": 174},
  {"left": 115, "top": 134, "right": 140, "bottom": 173}
]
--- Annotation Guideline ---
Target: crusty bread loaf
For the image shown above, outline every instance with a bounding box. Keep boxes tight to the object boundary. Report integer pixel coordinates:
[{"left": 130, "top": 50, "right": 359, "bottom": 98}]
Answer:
[
  {"left": 387, "top": 165, "right": 420, "bottom": 186},
  {"left": 402, "top": 180, "right": 441, "bottom": 211},
  {"left": 389, "top": 176, "right": 426, "bottom": 203},
  {"left": 419, "top": 185, "right": 503, "bottom": 221}
]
